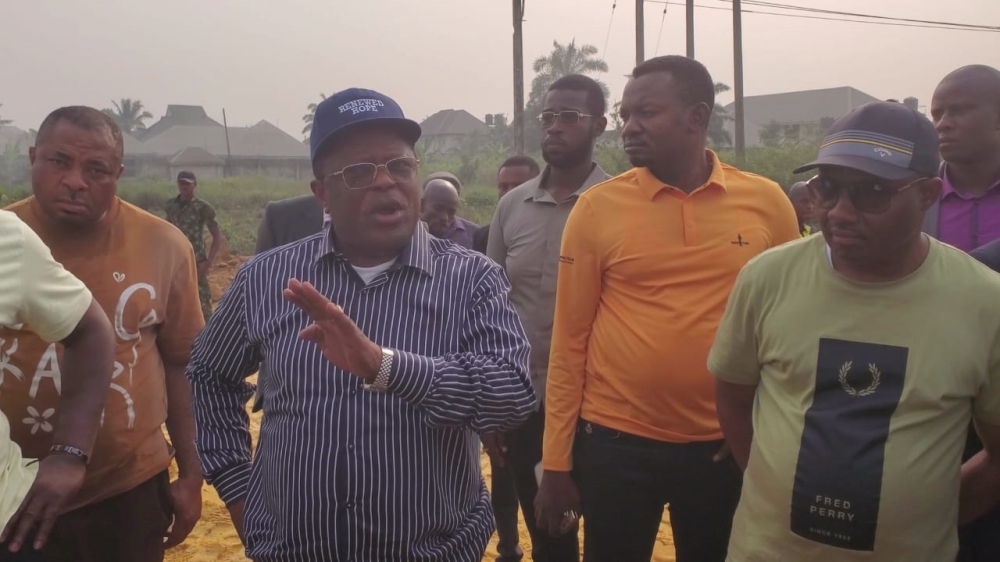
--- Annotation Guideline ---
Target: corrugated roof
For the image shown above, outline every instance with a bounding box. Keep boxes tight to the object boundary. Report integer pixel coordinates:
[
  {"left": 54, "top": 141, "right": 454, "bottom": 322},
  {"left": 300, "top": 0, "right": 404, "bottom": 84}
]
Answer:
[
  {"left": 420, "top": 109, "right": 490, "bottom": 137},
  {"left": 169, "top": 146, "right": 225, "bottom": 165},
  {"left": 234, "top": 121, "right": 311, "bottom": 158},
  {"left": 122, "top": 132, "right": 152, "bottom": 155},
  {"left": 139, "top": 105, "right": 223, "bottom": 140},
  {"left": 132, "top": 120, "right": 308, "bottom": 159}
]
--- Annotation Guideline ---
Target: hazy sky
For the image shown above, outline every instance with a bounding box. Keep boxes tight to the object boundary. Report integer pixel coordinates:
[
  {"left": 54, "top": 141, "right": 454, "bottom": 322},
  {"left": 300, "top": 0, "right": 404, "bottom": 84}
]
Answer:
[{"left": 2, "top": 0, "right": 998, "bottom": 138}]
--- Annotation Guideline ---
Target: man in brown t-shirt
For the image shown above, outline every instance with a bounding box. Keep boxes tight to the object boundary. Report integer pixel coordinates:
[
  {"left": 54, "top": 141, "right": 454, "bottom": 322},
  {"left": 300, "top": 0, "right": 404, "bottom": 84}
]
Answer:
[{"left": 0, "top": 106, "right": 205, "bottom": 562}]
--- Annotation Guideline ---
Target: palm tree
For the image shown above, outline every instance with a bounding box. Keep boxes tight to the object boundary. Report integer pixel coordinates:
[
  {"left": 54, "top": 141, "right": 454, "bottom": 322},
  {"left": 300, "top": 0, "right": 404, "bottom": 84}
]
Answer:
[
  {"left": 101, "top": 99, "right": 153, "bottom": 134},
  {"left": 708, "top": 82, "right": 734, "bottom": 148},
  {"left": 524, "top": 40, "right": 610, "bottom": 151},
  {"left": 529, "top": 40, "right": 610, "bottom": 106},
  {"left": 0, "top": 104, "right": 12, "bottom": 127},
  {"left": 302, "top": 94, "right": 328, "bottom": 137}
]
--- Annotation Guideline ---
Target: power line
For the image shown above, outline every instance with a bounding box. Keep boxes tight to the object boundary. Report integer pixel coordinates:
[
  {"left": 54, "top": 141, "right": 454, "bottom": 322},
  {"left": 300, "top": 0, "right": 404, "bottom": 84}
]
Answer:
[
  {"left": 654, "top": 2, "right": 669, "bottom": 55},
  {"left": 597, "top": 2, "right": 618, "bottom": 80},
  {"left": 731, "top": 1, "right": 999, "bottom": 31},
  {"left": 644, "top": 0, "right": 1000, "bottom": 33}
]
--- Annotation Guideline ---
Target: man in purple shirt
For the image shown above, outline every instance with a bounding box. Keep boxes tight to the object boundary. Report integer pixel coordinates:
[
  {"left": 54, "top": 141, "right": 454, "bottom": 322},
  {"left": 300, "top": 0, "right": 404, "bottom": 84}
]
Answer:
[
  {"left": 928, "top": 64, "right": 1000, "bottom": 562},
  {"left": 925, "top": 65, "right": 1000, "bottom": 252},
  {"left": 421, "top": 177, "right": 479, "bottom": 249}
]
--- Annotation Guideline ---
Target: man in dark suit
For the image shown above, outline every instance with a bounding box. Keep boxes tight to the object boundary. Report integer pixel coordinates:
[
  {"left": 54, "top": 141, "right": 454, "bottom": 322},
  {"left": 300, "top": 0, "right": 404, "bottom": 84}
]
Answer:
[
  {"left": 255, "top": 194, "right": 327, "bottom": 254},
  {"left": 251, "top": 193, "right": 327, "bottom": 412}
]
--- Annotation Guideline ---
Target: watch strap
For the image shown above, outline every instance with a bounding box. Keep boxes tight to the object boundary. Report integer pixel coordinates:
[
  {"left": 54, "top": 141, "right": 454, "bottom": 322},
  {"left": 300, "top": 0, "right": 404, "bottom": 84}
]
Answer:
[
  {"left": 363, "top": 348, "right": 394, "bottom": 392},
  {"left": 49, "top": 444, "right": 90, "bottom": 465}
]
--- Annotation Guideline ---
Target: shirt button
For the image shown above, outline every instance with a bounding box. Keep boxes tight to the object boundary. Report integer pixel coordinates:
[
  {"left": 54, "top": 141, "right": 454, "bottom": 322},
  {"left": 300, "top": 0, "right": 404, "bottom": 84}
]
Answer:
[
  {"left": 348, "top": 444, "right": 355, "bottom": 450},
  {"left": 346, "top": 502, "right": 354, "bottom": 509},
  {"left": 350, "top": 390, "right": 357, "bottom": 396}
]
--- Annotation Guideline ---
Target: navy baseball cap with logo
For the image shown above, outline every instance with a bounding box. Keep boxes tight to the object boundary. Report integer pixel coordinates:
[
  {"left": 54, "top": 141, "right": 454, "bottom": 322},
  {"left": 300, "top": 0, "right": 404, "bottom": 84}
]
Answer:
[
  {"left": 793, "top": 101, "right": 940, "bottom": 181},
  {"left": 309, "top": 88, "right": 422, "bottom": 162}
]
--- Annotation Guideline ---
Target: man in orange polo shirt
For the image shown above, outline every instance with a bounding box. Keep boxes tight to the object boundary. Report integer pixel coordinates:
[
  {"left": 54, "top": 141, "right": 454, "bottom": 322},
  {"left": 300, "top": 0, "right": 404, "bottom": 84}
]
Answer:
[{"left": 534, "top": 55, "right": 799, "bottom": 562}]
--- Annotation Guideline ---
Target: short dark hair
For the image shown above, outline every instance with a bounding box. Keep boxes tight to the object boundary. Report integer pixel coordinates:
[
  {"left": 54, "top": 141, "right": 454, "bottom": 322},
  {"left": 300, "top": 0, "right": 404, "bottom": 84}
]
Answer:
[
  {"left": 632, "top": 55, "right": 716, "bottom": 110},
  {"left": 498, "top": 155, "right": 540, "bottom": 176},
  {"left": 36, "top": 106, "right": 124, "bottom": 160},
  {"left": 548, "top": 74, "right": 607, "bottom": 116}
]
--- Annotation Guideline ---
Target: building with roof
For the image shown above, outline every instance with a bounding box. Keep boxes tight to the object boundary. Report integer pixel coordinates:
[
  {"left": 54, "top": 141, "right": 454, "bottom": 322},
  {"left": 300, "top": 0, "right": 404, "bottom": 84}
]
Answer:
[
  {"left": 1, "top": 108, "right": 312, "bottom": 182},
  {"left": 723, "top": 86, "right": 884, "bottom": 147},
  {"left": 137, "top": 105, "right": 223, "bottom": 141},
  {"left": 166, "top": 147, "right": 225, "bottom": 180},
  {"left": 125, "top": 106, "right": 310, "bottom": 179},
  {"left": 419, "top": 109, "right": 491, "bottom": 154}
]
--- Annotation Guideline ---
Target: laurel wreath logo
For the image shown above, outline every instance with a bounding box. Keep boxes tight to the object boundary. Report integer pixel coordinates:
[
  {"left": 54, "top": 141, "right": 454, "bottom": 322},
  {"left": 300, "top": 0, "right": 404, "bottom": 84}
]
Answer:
[{"left": 838, "top": 361, "right": 881, "bottom": 397}]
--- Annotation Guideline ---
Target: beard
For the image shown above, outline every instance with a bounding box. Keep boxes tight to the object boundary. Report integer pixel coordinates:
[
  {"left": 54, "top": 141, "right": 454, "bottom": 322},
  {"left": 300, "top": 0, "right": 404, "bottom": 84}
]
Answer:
[{"left": 542, "top": 141, "right": 592, "bottom": 169}]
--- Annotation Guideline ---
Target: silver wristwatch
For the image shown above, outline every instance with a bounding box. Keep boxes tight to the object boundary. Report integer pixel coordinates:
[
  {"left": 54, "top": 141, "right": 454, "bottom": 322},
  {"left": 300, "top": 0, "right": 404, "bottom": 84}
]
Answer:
[{"left": 363, "top": 347, "right": 394, "bottom": 392}]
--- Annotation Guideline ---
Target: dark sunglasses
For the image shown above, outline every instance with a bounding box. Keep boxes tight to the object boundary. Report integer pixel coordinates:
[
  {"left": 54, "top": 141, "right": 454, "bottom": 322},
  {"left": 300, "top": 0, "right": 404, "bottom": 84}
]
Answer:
[
  {"left": 808, "top": 175, "right": 924, "bottom": 214},
  {"left": 538, "top": 110, "right": 593, "bottom": 129},
  {"left": 321, "top": 156, "right": 420, "bottom": 191}
]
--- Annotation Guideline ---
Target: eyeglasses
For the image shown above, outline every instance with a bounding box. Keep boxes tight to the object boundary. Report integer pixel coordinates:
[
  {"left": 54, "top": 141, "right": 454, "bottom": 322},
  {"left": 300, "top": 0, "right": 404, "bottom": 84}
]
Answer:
[
  {"left": 808, "top": 175, "right": 923, "bottom": 214},
  {"left": 322, "top": 156, "right": 420, "bottom": 190},
  {"left": 538, "top": 110, "right": 593, "bottom": 129}
]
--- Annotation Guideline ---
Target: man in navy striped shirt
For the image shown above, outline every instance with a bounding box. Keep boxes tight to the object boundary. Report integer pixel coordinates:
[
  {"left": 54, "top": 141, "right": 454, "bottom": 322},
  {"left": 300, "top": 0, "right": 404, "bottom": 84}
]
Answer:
[{"left": 186, "top": 88, "right": 536, "bottom": 562}]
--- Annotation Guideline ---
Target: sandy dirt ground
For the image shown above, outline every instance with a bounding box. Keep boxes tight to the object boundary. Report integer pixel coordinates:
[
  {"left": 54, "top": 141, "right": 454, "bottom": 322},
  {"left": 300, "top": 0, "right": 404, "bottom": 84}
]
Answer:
[{"left": 164, "top": 257, "right": 678, "bottom": 561}]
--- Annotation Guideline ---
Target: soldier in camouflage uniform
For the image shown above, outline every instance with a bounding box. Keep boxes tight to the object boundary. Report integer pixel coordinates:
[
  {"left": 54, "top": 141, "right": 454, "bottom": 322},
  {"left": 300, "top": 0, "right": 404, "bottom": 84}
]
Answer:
[{"left": 164, "top": 170, "right": 226, "bottom": 321}]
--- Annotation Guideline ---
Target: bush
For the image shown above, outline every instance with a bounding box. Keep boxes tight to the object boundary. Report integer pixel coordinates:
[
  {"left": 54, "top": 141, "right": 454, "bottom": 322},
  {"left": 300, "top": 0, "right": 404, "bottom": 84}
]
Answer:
[{"left": 717, "top": 142, "right": 821, "bottom": 190}]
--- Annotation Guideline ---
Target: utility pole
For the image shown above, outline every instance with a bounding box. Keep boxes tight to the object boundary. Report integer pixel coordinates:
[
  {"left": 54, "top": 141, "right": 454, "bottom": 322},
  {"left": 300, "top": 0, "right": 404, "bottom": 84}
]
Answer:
[
  {"left": 513, "top": 0, "right": 525, "bottom": 154},
  {"left": 733, "top": 0, "right": 746, "bottom": 164},
  {"left": 686, "top": 0, "right": 695, "bottom": 58},
  {"left": 636, "top": 0, "right": 645, "bottom": 66},
  {"left": 222, "top": 108, "right": 233, "bottom": 177}
]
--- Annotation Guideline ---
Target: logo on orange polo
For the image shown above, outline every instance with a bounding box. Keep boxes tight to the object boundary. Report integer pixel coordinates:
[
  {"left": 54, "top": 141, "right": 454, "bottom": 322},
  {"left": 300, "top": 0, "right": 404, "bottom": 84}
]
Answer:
[{"left": 731, "top": 234, "right": 750, "bottom": 247}]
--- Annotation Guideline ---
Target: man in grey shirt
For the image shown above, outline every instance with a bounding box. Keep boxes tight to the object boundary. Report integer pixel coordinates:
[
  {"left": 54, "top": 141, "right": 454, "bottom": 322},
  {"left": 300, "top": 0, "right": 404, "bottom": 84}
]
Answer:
[{"left": 485, "top": 74, "right": 611, "bottom": 562}]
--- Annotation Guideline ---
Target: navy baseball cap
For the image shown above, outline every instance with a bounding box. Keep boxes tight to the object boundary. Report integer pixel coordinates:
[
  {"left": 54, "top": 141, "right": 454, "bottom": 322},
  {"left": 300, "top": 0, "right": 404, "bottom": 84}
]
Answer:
[
  {"left": 309, "top": 88, "right": 422, "bottom": 162},
  {"left": 177, "top": 170, "right": 196, "bottom": 183},
  {"left": 793, "top": 101, "right": 940, "bottom": 181}
]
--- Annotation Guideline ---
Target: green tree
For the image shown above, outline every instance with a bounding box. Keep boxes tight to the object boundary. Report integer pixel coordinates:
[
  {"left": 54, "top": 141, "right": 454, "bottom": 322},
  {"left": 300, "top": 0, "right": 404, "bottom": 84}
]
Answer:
[
  {"left": 101, "top": 99, "right": 153, "bottom": 134},
  {"left": 758, "top": 120, "right": 785, "bottom": 148},
  {"left": 709, "top": 83, "right": 733, "bottom": 148},
  {"left": 0, "top": 140, "right": 28, "bottom": 186},
  {"left": 302, "top": 93, "right": 328, "bottom": 137},
  {"left": 0, "top": 104, "right": 12, "bottom": 127},
  {"left": 524, "top": 40, "right": 610, "bottom": 151},
  {"left": 594, "top": 100, "right": 631, "bottom": 175},
  {"left": 485, "top": 113, "right": 514, "bottom": 151},
  {"left": 717, "top": 143, "right": 821, "bottom": 189}
]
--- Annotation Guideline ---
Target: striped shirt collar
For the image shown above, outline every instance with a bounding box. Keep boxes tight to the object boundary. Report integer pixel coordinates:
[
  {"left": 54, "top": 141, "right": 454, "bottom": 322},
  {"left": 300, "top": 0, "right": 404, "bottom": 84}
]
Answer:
[{"left": 315, "top": 220, "right": 435, "bottom": 277}]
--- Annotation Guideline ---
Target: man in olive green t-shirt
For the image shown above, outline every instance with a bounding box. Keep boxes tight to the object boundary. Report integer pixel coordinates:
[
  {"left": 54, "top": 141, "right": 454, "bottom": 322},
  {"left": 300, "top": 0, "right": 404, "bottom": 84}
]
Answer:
[{"left": 708, "top": 102, "right": 1000, "bottom": 561}]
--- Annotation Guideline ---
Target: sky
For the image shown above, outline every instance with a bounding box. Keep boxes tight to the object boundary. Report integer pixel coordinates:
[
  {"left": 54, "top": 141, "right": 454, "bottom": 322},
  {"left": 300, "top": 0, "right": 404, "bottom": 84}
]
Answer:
[{"left": 1, "top": 0, "right": 998, "bottom": 139}]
